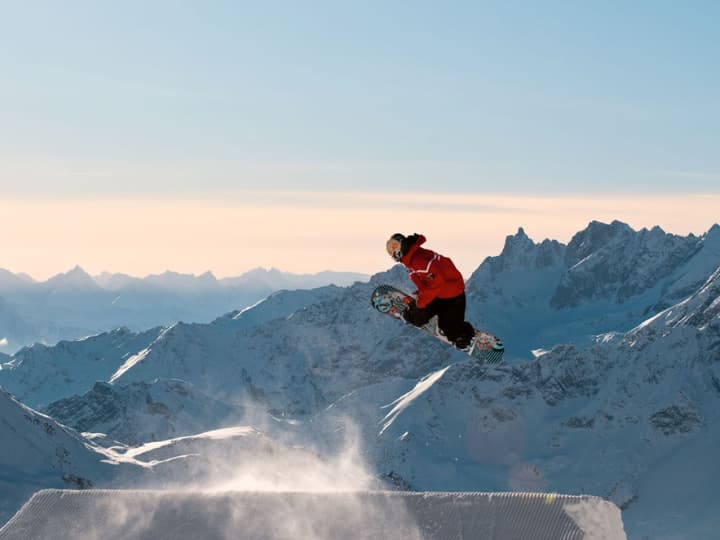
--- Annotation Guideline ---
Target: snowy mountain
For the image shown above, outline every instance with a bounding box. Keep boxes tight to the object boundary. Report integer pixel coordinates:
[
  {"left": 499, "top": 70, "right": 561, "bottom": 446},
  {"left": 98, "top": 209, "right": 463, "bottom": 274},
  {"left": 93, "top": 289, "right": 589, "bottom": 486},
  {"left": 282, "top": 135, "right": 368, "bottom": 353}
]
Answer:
[
  {"left": 101, "top": 266, "right": 461, "bottom": 415},
  {"left": 23, "top": 259, "right": 712, "bottom": 538},
  {"left": 0, "top": 266, "right": 370, "bottom": 353},
  {"left": 0, "top": 266, "right": 426, "bottom": 412},
  {"left": 211, "top": 285, "right": 347, "bottom": 330},
  {"left": 0, "top": 327, "right": 164, "bottom": 408},
  {"left": 0, "top": 387, "right": 141, "bottom": 524},
  {"left": 4, "top": 221, "right": 719, "bottom": 414},
  {"left": 44, "top": 379, "right": 242, "bottom": 445},
  {"left": 466, "top": 221, "right": 720, "bottom": 358},
  {"left": 552, "top": 221, "right": 715, "bottom": 307},
  {"left": 2, "top": 220, "right": 719, "bottom": 538},
  {"left": 309, "top": 266, "right": 720, "bottom": 539},
  {"left": 0, "top": 386, "right": 339, "bottom": 528}
]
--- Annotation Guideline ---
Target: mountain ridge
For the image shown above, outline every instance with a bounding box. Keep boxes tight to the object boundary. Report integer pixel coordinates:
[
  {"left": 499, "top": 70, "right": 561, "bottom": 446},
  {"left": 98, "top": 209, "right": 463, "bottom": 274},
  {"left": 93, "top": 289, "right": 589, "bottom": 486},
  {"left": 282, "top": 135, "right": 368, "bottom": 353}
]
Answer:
[
  {"left": 0, "top": 220, "right": 718, "bottom": 538},
  {"left": 466, "top": 220, "right": 720, "bottom": 357},
  {"left": 0, "top": 266, "right": 370, "bottom": 354}
]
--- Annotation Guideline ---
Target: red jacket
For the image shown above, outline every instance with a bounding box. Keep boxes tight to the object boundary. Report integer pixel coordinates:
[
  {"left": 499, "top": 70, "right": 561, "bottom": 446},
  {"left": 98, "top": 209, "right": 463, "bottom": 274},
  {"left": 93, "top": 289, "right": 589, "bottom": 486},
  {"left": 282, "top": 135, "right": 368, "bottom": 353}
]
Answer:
[{"left": 400, "top": 235, "right": 465, "bottom": 308}]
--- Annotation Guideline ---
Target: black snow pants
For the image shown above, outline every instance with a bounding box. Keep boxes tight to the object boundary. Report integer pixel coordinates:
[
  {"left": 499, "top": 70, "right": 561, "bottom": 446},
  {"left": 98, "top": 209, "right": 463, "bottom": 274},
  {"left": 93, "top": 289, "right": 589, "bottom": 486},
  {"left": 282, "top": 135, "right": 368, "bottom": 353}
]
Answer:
[{"left": 405, "top": 293, "right": 475, "bottom": 349}]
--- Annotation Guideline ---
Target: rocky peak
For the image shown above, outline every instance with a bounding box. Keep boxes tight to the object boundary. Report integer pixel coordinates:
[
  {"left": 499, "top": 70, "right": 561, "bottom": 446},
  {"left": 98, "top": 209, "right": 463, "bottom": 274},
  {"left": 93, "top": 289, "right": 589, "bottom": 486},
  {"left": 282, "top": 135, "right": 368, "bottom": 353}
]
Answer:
[
  {"left": 552, "top": 221, "right": 703, "bottom": 308},
  {"left": 535, "top": 238, "right": 567, "bottom": 269},
  {"left": 500, "top": 227, "right": 534, "bottom": 256},
  {"left": 472, "top": 228, "right": 565, "bottom": 281},
  {"left": 565, "top": 220, "right": 634, "bottom": 266},
  {"left": 701, "top": 224, "right": 720, "bottom": 248}
]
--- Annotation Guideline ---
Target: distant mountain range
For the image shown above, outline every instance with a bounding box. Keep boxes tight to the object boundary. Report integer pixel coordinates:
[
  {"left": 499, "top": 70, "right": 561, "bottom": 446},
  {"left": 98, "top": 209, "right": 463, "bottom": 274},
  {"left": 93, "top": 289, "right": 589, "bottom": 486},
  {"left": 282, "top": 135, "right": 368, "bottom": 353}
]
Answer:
[
  {"left": 0, "top": 267, "right": 369, "bottom": 354},
  {"left": 0, "top": 220, "right": 718, "bottom": 539}
]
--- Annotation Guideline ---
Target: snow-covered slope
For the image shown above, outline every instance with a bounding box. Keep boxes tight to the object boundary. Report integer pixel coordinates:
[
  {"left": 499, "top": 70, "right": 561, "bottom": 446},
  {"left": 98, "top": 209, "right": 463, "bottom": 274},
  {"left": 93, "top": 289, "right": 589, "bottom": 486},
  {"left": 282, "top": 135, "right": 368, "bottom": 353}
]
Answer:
[
  {"left": 33, "top": 258, "right": 712, "bottom": 538},
  {"left": 105, "top": 266, "right": 461, "bottom": 415},
  {"left": 0, "top": 327, "right": 163, "bottom": 408},
  {"left": 1, "top": 223, "right": 718, "bottom": 539},
  {"left": 312, "top": 265, "right": 720, "bottom": 540},
  {"left": 43, "top": 379, "right": 241, "bottom": 446},
  {"left": 0, "top": 386, "right": 367, "bottom": 528},
  {"left": 4, "top": 222, "right": 719, "bottom": 416},
  {"left": 0, "top": 387, "right": 142, "bottom": 525},
  {"left": 0, "top": 268, "right": 419, "bottom": 415},
  {"left": 211, "top": 285, "right": 347, "bottom": 331},
  {"left": 0, "top": 265, "right": 455, "bottom": 443},
  {"left": 628, "top": 265, "right": 720, "bottom": 335}
]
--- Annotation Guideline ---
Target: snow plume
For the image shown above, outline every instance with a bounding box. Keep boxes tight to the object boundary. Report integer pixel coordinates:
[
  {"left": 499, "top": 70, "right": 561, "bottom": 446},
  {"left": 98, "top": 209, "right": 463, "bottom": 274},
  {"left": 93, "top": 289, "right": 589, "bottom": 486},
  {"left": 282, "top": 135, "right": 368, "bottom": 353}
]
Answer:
[
  {"left": 0, "top": 337, "right": 8, "bottom": 347},
  {"left": 187, "top": 418, "right": 377, "bottom": 493},
  {"left": 92, "top": 413, "right": 424, "bottom": 540}
]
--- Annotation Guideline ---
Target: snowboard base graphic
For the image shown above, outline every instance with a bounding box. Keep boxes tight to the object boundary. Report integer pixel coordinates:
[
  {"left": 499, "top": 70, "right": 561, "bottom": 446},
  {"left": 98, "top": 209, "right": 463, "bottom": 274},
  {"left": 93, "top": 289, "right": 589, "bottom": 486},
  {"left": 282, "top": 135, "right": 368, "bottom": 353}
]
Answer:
[{"left": 371, "top": 284, "right": 504, "bottom": 364}]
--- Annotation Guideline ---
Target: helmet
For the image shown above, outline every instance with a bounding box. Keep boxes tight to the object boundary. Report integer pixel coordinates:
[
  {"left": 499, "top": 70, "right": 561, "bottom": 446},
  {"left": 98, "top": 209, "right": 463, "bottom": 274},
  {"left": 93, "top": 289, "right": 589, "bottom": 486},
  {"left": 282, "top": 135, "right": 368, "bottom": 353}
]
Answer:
[{"left": 386, "top": 233, "right": 406, "bottom": 262}]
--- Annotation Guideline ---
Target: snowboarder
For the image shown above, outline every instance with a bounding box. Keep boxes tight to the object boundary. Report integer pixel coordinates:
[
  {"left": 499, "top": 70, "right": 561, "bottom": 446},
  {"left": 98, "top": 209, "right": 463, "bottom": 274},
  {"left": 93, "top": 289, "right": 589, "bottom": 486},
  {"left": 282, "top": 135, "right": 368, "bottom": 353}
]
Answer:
[{"left": 386, "top": 233, "right": 475, "bottom": 350}]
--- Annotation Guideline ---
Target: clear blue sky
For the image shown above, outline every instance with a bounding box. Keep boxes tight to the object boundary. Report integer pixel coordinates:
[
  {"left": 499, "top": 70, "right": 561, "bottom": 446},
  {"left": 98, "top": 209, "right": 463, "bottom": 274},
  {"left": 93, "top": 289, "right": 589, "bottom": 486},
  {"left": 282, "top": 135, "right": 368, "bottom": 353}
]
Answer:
[{"left": 1, "top": 0, "right": 718, "bottom": 197}]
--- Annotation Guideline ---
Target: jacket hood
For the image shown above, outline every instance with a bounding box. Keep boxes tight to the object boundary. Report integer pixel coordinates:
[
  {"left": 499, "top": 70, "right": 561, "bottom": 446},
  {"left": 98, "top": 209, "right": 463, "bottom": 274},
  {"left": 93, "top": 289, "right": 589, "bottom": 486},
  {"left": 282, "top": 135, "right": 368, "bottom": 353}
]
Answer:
[{"left": 401, "top": 234, "right": 426, "bottom": 265}]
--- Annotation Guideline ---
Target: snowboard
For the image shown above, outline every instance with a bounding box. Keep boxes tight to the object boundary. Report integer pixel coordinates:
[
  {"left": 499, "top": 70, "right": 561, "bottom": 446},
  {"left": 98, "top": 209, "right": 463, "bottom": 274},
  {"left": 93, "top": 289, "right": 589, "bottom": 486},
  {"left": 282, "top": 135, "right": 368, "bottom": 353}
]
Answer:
[{"left": 371, "top": 284, "right": 504, "bottom": 364}]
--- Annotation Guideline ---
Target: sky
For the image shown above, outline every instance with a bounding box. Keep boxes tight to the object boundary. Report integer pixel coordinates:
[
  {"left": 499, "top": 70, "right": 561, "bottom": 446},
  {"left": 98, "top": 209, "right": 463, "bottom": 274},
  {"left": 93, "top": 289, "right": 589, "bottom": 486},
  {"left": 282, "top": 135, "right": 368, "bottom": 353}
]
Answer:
[{"left": 1, "top": 1, "right": 718, "bottom": 280}]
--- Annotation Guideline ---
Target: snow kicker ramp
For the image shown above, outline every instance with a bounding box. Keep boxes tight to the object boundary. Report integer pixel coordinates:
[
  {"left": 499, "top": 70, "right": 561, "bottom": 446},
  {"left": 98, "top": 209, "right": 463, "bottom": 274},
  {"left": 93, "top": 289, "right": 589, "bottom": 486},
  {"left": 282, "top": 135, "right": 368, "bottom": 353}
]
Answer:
[{"left": 0, "top": 490, "right": 626, "bottom": 540}]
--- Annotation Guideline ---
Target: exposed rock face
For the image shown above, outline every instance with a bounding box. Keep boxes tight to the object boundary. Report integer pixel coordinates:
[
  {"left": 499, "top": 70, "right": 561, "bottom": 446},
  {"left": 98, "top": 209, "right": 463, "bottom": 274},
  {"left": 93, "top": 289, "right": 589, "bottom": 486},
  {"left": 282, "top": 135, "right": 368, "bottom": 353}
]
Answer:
[
  {"left": 44, "top": 379, "right": 238, "bottom": 445},
  {"left": 552, "top": 221, "right": 701, "bottom": 308},
  {"left": 466, "top": 221, "right": 720, "bottom": 357}
]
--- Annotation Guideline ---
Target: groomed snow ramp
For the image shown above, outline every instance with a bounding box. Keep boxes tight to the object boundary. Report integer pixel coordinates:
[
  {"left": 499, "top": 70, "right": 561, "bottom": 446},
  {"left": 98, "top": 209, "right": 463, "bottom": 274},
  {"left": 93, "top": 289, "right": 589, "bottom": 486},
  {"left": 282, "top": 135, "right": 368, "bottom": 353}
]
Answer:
[{"left": 0, "top": 490, "right": 626, "bottom": 540}]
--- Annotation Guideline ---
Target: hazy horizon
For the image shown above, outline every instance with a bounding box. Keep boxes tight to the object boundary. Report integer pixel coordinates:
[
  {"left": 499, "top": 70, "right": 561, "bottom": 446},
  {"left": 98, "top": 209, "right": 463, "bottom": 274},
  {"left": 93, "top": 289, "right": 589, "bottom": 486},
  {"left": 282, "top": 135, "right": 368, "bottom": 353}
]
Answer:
[
  {"left": 3, "top": 199, "right": 718, "bottom": 282},
  {"left": 1, "top": 262, "right": 372, "bottom": 284}
]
